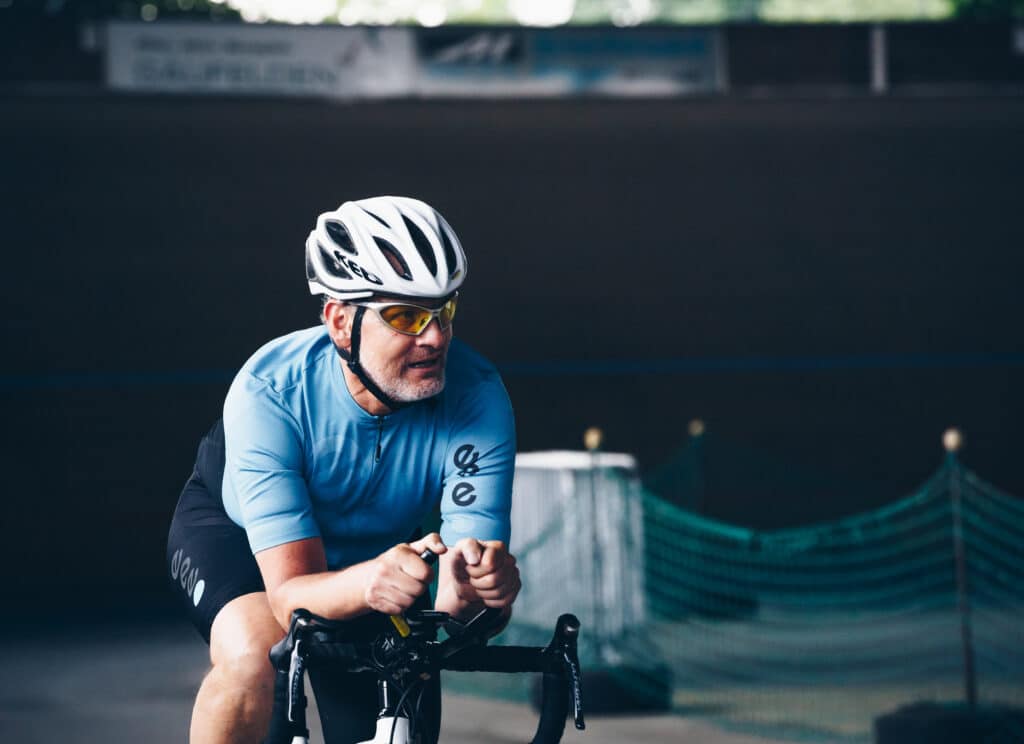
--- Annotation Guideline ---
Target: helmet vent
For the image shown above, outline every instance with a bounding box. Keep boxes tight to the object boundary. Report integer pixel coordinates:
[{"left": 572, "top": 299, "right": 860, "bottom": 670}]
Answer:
[
  {"left": 401, "top": 215, "right": 438, "bottom": 278},
  {"left": 318, "top": 241, "right": 352, "bottom": 280},
  {"left": 373, "top": 237, "right": 413, "bottom": 281},
  {"left": 439, "top": 226, "right": 459, "bottom": 279},
  {"left": 325, "top": 221, "right": 357, "bottom": 255},
  {"left": 361, "top": 208, "right": 390, "bottom": 228}
]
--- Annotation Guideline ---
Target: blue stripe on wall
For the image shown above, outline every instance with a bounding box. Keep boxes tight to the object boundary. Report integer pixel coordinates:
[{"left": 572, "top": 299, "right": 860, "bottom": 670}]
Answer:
[{"left": 2, "top": 352, "right": 1022, "bottom": 391}]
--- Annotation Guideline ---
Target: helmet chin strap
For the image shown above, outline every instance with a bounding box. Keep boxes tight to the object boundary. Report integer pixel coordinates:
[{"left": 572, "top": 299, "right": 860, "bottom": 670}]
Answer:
[{"left": 334, "top": 305, "right": 408, "bottom": 413}]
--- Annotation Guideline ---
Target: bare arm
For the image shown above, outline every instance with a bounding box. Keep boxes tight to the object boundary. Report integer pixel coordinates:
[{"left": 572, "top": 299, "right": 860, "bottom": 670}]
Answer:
[{"left": 255, "top": 533, "right": 447, "bottom": 631}]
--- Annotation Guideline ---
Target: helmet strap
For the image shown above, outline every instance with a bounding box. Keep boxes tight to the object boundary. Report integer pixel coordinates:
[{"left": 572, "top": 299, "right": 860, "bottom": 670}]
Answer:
[{"left": 334, "top": 305, "right": 408, "bottom": 413}]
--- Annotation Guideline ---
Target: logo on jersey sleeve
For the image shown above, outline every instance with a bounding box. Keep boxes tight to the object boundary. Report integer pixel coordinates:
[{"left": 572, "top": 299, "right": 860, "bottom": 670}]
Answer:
[
  {"left": 453, "top": 444, "right": 481, "bottom": 477},
  {"left": 451, "top": 443, "right": 481, "bottom": 506},
  {"left": 452, "top": 482, "right": 477, "bottom": 506}
]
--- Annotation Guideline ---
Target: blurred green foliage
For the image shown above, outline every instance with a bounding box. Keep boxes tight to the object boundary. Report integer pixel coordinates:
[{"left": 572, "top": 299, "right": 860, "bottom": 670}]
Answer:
[
  {"left": 6, "top": 0, "right": 1023, "bottom": 24},
  {"left": 950, "top": 0, "right": 1024, "bottom": 18}
]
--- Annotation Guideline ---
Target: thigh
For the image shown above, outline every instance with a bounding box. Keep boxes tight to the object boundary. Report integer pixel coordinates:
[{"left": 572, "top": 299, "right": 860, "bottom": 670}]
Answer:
[
  {"left": 167, "top": 513, "right": 266, "bottom": 643},
  {"left": 309, "top": 666, "right": 441, "bottom": 744}
]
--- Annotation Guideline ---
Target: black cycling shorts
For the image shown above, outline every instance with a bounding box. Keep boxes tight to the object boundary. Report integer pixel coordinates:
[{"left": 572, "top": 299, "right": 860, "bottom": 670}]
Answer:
[
  {"left": 166, "top": 420, "right": 441, "bottom": 744},
  {"left": 167, "top": 419, "right": 263, "bottom": 643}
]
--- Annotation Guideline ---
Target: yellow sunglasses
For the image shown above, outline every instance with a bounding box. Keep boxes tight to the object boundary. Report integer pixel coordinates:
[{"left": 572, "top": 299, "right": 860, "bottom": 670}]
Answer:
[{"left": 351, "top": 294, "right": 458, "bottom": 337}]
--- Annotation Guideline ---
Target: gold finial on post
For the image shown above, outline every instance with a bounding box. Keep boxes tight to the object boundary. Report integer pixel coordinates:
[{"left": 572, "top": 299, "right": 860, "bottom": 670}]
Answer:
[
  {"left": 943, "top": 428, "right": 964, "bottom": 454},
  {"left": 688, "top": 419, "right": 706, "bottom": 438},
  {"left": 583, "top": 426, "right": 603, "bottom": 452}
]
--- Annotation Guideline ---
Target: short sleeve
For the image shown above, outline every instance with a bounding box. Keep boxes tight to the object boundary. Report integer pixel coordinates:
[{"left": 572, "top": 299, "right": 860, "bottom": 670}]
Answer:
[
  {"left": 439, "top": 373, "right": 515, "bottom": 547},
  {"left": 222, "top": 373, "right": 321, "bottom": 554}
]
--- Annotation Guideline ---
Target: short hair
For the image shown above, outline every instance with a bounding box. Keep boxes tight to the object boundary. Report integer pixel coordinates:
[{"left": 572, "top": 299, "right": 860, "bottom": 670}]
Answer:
[{"left": 319, "top": 295, "right": 358, "bottom": 324}]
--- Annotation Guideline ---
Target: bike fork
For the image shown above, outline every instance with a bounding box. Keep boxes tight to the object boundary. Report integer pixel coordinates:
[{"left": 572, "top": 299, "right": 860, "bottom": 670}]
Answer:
[{"left": 355, "top": 680, "right": 412, "bottom": 744}]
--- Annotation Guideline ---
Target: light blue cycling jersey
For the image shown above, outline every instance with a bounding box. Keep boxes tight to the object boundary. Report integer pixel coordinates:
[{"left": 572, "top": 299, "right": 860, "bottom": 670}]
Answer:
[{"left": 221, "top": 327, "right": 515, "bottom": 570}]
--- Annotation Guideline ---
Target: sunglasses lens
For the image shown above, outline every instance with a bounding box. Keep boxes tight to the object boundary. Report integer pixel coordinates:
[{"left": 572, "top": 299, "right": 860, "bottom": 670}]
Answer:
[
  {"left": 376, "top": 296, "right": 458, "bottom": 336},
  {"left": 380, "top": 305, "right": 432, "bottom": 335},
  {"left": 439, "top": 297, "right": 458, "bottom": 329}
]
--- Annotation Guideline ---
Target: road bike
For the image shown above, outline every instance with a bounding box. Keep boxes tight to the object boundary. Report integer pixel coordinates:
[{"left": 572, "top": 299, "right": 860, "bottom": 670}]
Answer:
[{"left": 263, "top": 551, "right": 585, "bottom": 744}]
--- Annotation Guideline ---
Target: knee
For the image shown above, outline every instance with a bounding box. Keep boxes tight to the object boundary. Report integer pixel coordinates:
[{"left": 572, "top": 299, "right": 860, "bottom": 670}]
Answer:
[
  {"left": 213, "top": 649, "right": 275, "bottom": 693},
  {"left": 208, "top": 593, "right": 283, "bottom": 695},
  {"left": 194, "top": 650, "right": 275, "bottom": 737}
]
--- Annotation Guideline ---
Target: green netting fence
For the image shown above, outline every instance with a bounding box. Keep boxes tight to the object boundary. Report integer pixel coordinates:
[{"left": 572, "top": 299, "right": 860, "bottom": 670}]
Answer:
[{"left": 448, "top": 450, "right": 1024, "bottom": 743}]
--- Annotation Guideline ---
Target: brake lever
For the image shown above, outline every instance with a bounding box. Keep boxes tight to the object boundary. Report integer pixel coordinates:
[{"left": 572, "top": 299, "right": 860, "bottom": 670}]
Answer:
[
  {"left": 552, "top": 613, "right": 585, "bottom": 730},
  {"left": 268, "top": 612, "right": 312, "bottom": 728},
  {"left": 564, "top": 647, "right": 585, "bottom": 729}
]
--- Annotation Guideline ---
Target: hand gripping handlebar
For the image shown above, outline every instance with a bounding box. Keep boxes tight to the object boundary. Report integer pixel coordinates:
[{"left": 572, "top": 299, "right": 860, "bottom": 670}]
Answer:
[
  {"left": 264, "top": 548, "right": 585, "bottom": 744},
  {"left": 264, "top": 544, "right": 585, "bottom": 740}
]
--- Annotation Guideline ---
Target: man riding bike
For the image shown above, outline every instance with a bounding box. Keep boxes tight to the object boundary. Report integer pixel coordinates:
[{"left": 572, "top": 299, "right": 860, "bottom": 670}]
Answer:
[{"left": 166, "top": 196, "right": 521, "bottom": 744}]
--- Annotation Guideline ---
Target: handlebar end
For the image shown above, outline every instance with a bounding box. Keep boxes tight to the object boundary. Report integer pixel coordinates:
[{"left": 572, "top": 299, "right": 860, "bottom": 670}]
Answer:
[{"left": 555, "top": 613, "right": 580, "bottom": 638}]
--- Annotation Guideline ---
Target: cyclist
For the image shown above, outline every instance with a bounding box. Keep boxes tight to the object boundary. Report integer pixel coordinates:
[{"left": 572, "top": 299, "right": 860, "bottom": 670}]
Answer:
[{"left": 166, "top": 196, "right": 521, "bottom": 744}]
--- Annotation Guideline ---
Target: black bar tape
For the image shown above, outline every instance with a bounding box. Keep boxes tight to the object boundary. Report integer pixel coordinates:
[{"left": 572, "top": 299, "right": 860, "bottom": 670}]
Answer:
[
  {"left": 441, "top": 646, "right": 553, "bottom": 674},
  {"left": 531, "top": 670, "right": 570, "bottom": 744}
]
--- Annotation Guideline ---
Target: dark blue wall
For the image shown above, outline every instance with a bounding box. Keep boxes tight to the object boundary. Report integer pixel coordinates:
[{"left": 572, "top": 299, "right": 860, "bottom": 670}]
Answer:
[{"left": 2, "top": 95, "right": 1022, "bottom": 601}]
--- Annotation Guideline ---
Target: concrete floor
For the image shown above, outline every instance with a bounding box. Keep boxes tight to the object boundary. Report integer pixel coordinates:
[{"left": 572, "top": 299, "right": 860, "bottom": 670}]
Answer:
[{"left": 0, "top": 619, "right": 790, "bottom": 744}]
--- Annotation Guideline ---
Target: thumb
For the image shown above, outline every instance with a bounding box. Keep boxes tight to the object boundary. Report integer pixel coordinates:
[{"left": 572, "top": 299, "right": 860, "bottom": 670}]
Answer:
[{"left": 411, "top": 533, "right": 447, "bottom": 559}]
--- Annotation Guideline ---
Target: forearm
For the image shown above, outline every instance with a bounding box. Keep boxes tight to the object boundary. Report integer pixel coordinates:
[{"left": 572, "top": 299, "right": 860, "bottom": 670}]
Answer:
[{"left": 268, "top": 561, "right": 375, "bottom": 630}]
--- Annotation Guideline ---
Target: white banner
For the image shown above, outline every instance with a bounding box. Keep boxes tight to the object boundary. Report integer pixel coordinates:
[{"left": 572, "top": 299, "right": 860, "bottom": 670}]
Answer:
[
  {"left": 106, "top": 21, "right": 417, "bottom": 98},
  {"left": 105, "top": 22, "right": 721, "bottom": 99}
]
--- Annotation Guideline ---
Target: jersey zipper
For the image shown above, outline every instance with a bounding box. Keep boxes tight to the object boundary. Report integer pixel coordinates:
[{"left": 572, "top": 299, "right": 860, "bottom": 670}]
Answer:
[{"left": 374, "top": 416, "right": 384, "bottom": 464}]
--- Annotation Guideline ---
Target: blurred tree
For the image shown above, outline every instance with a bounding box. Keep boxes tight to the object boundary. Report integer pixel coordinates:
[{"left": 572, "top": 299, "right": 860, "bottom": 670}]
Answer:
[
  {"left": 8, "top": 0, "right": 1023, "bottom": 25},
  {"left": 2, "top": 0, "right": 239, "bottom": 21}
]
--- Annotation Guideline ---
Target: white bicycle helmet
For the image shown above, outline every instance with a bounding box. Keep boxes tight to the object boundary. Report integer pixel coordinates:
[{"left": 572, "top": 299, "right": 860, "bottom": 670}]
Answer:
[{"left": 306, "top": 196, "right": 467, "bottom": 301}]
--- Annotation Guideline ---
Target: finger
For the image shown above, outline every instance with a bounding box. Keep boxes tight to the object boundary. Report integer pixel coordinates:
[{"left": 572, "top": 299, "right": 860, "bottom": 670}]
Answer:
[
  {"left": 368, "top": 586, "right": 419, "bottom": 614},
  {"left": 410, "top": 533, "right": 447, "bottom": 559},
  {"left": 393, "top": 561, "right": 431, "bottom": 591},
  {"left": 465, "top": 545, "right": 512, "bottom": 579},
  {"left": 471, "top": 584, "right": 511, "bottom": 600},
  {"left": 395, "top": 546, "right": 438, "bottom": 582},
  {"left": 453, "top": 537, "right": 484, "bottom": 567},
  {"left": 488, "top": 575, "right": 521, "bottom": 605},
  {"left": 480, "top": 589, "right": 518, "bottom": 608},
  {"left": 471, "top": 571, "right": 518, "bottom": 596},
  {"left": 470, "top": 567, "right": 519, "bottom": 595},
  {"left": 468, "top": 571, "right": 502, "bottom": 591},
  {"left": 370, "top": 599, "right": 402, "bottom": 615},
  {"left": 373, "top": 598, "right": 409, "bottom": 615}
]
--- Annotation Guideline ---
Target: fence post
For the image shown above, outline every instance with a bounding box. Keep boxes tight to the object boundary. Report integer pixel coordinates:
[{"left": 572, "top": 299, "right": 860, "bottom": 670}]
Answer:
[
  {"left": 944, "top": 427, "right": 977, "bottom": 708},
  {"left": 688, "top": 419, "right": 706, "bottom": 513},
  {"left": 584, "top": 427, "right": 604, "bottom": 643}
]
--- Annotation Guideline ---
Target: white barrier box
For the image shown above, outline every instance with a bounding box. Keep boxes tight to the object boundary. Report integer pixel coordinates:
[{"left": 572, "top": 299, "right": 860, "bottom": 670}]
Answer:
[{"left": 511, "top": 450, "right": 646, "bottom": 646}]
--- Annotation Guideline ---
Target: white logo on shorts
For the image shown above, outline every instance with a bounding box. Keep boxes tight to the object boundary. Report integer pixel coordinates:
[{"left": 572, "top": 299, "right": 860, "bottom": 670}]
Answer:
[{"left": 170, "top": 548, "right": 204, "bottom": 606}]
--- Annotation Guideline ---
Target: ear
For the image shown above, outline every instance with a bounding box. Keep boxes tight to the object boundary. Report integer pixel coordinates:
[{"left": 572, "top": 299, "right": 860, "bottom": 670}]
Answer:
[{"left": 323, "top": 300, "right": 353, "bottom": 352}]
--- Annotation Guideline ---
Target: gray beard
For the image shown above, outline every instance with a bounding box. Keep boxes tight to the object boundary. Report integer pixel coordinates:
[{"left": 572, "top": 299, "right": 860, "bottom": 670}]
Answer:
[{"left": 362, "top": 359, "right": 446, "bottom": 403}]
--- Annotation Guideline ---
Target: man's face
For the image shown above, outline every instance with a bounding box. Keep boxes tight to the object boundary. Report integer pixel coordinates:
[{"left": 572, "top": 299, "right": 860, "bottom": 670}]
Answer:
[{"left": 351, "top": 296, "right": 453, "bottom": 403}]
